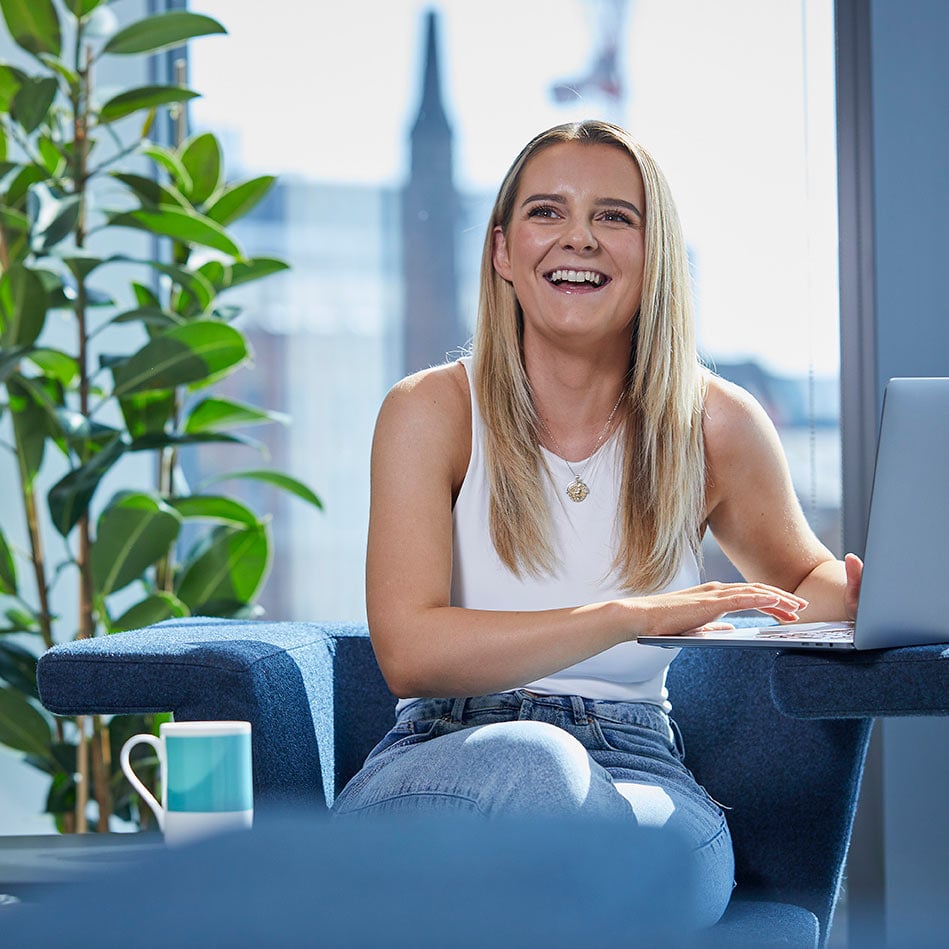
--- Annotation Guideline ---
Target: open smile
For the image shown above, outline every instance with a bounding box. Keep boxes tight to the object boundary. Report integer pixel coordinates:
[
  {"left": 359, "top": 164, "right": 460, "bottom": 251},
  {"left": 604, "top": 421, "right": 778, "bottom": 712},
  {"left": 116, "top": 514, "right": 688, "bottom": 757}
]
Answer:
[{"left": 544, "top": 268, "right": 610, "bottom": 290}]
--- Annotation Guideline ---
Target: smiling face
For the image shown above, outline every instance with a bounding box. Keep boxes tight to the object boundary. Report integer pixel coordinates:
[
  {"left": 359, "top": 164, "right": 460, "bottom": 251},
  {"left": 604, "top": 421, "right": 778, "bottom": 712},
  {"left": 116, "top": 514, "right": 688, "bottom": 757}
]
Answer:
[{"left": 492, "top": 141, "right": 646, "bottom": 351}]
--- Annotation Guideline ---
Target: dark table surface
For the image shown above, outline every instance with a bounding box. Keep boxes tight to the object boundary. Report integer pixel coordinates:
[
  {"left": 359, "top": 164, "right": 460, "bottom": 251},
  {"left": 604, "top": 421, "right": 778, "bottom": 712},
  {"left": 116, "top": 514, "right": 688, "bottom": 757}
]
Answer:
[{"left": 0, "top": 833, "right": 162, "bottom": 901}]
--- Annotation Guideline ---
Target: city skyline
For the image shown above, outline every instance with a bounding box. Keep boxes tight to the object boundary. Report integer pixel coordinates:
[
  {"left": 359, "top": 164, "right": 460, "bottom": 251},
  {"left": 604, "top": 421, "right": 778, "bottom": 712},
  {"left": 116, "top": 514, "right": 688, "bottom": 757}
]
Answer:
[{"left": 191, "top": 0, "right": 840, "bottom": 376}]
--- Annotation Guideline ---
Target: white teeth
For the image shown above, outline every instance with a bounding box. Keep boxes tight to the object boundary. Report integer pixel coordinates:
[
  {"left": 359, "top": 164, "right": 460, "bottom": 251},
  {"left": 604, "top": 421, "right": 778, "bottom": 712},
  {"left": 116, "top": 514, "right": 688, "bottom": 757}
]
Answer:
[{"left": 549, "top": 269, "right": 604, "bottom": 286}]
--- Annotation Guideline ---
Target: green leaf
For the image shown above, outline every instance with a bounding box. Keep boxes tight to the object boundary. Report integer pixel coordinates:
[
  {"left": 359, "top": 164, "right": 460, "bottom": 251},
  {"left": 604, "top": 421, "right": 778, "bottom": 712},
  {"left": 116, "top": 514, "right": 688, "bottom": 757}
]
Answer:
[
  {"left": 63, "top": 254, "right": 108, "bottom": 282},
  {"left": 10, "top": 76, "right": 58, "bottom": 134},
  {"left": 127, "top": 430, "right": 252, "bottom": 452},
  {"left": 111, "top": 305, "right": 182, "bottom": 330},
  {"left": 99, "top": 85, "right": 199, "bottom": 125},
  {"left": 179, "top": 132, "right": 221, "bottom": 206},
  {"left": 37, "top": 134, "right": 65, "bottom": 176},
  {"left": 0, "top": 265, "right": 47, "bottom": 347},
  {"left": 0, "top": 686, "right": 51, "bottom": 756},
  {"left": 109, "top": 206, "right": 241, "bottom": 257},
  {"left": 142, "top": 143, "right": 192, "bottom": 194},
  {"left": 170, "top": 495, "right": 258, "bottom": 528},
  {"left": 0, "top": 63, "right": 26, "bottom": 112},
  {"left": 102, "top": 11, "right": 225, "bottom": 56},
  {"left": 224, "top": 256, "right": 290, "bottom": 291},
  {"left": 0, "top": 205, "right": 30, "bottom": 233},
  {"left": 118, "top": 388, "right": 175, "bottom": 438},
  {"left": 25, "top": 740, "right": 74, "bottom": 778},
  {"left": 175, "top": 523, "right": 269, "bottom": 611},
  {"left": 66, "top": 0, "right": 104, "bottom": 18},
  {"left": 184, "top": 397, "right": 288, "bottom": 434},
  {"left": 150, "top": 261, "right": 214, "bottom": 312},
  {"left": 111, "top": 592, "right": 188, "bottom": 633},
  {"left": 47, "top": 436, "right": 126, "bottom": 536},
  {"left": 0, "top": 528, "right": 16, "bottom": 595},
  {"left": 25, "top": 347, "right": 79, "bottom": 387},
  {"left": 7, "top": 374, "right": 50, "bottom": 485},
  {"left": 205, "top": 175, "right": 276, "bottom": 226},
  {"left": 111, "top": 172, "right": 187, "bottom": 208},
  {"left": 3, "top": 606, "right": 40, "bottom": 635},
  {"left": 0, "top": 640, "right": 38, "bottom": 698},
  {"left": 208, "top": 469, "right": 324, "bottom": 512},
  {"left": 131, "top": 281, "right": 160, "bottom": 308},
  {"left": 4, "top": 163, "right": 51, "bottom": 207},
  {"left": 39, "top": 54, "right": 79, "bottom": 93},
  {"left": 0, "top": 0, "right": 62, "bottom": 59},
  {"left": 0, "top": 344, "right": 28, "bottom": 385},
  {"left": 35, "top": 194, "right": 80, "bottom": 251},
  {"left": 111, "top": 322, "right": 248, "bottom": 396},
  {"left": 91, "top": 492, "right": 181, "bottom": 596}
]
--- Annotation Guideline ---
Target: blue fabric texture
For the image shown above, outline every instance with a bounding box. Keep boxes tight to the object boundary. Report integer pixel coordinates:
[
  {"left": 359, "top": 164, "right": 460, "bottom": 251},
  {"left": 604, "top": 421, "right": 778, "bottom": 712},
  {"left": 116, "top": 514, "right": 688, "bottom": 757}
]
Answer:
[
  {"left": 667, "top": 643, "right": 871, "bottom": 947},
  {"left": 772, "top": 643, "right": 949, "bottom": 719},
  {"left": 36, "top": 618, "right": 395, "bottom": 808},
  {"left": 36, "top": 616, "right": 880, "bottom": 947}
]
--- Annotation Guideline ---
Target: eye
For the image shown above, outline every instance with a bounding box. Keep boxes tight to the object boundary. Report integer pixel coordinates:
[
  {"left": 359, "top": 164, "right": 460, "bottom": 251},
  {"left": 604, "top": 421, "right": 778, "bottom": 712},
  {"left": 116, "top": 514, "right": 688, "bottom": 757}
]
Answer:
[
  {"left": 526, "top": 204, "right": 561, "bottom": 220},
  {"left": 598, "top": 209, "right": 635, "bottom": 225}
]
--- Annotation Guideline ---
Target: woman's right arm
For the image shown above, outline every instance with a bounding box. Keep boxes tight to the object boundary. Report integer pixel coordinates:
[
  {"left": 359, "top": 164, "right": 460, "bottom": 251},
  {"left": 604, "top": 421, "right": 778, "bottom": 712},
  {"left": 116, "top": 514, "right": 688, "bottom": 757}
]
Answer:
[{"left": 366, "top": 365, "right": 805, "bottom": 699}]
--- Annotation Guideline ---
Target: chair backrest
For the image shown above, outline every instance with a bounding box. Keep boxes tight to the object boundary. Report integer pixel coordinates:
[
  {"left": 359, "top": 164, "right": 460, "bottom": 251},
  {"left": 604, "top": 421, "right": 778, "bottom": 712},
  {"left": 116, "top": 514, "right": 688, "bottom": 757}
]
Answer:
[{"left": 666, "top": 646, "right": 872, "bottom": 938}]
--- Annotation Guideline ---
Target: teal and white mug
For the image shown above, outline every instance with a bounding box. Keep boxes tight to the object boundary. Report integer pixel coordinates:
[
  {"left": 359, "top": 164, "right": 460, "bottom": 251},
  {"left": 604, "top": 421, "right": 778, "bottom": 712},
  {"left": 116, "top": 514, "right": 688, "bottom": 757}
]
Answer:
[{"left": 120, "top": 721, "right": 253, "bottom": 846}]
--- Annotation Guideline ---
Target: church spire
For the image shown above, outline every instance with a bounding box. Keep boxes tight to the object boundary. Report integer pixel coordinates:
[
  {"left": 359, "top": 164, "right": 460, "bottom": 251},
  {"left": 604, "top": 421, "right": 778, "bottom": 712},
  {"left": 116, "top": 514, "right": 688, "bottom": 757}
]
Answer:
[
  {"left": 401, "top": 9, "right": 463, "bottom": 376},
  {"left": 412, "top": 10, "right": 450, "bottom": 135}
]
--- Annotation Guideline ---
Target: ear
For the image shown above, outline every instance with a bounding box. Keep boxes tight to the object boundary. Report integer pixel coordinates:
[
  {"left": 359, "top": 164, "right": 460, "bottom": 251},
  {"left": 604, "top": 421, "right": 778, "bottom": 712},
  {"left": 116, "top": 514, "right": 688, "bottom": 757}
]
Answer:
[{"left": 492, "top": 226, "right": 513, "bottom": 281}]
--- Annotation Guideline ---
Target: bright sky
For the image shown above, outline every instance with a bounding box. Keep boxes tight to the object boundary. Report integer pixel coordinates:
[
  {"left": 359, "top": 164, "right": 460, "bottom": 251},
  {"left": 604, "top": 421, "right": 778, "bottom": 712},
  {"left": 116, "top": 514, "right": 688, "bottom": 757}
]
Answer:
[{"left": 189, "top": 0, "right": 840, "bottom": 375}]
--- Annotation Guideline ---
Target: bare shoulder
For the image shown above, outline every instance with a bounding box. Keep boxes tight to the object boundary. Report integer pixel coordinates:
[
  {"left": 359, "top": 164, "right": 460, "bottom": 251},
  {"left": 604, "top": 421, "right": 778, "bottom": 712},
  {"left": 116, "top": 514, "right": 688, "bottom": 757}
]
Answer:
[
  {"left": 703, "top": 373, "right": 781, "bottom": 460},
  {"left": 374, "top": 361, "right": 471, "bottom": 486},
  {"left": 702, "top": 373, "right": 788, "bottom": 511}
]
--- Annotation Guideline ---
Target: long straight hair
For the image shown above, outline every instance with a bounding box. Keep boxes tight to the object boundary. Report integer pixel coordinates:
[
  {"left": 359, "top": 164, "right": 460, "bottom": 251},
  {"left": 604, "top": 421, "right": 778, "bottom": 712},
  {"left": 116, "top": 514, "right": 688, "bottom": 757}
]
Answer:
[{"left": 472, "top": 121, "right": 707, "bottom": 592}]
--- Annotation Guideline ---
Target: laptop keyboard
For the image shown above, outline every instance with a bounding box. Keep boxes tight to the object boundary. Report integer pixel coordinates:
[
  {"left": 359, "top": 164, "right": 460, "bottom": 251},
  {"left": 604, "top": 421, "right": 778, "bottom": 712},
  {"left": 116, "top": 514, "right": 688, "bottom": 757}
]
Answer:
[{"left": 755, "top": 626, "right": 854, "bottom": 641}]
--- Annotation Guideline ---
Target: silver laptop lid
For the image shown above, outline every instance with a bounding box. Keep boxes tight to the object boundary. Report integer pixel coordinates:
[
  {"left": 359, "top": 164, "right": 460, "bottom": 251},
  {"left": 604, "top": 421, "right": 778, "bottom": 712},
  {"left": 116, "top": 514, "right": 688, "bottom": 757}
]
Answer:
[{"left": 854, "top": 377, "right": 949, "bottom": 649}]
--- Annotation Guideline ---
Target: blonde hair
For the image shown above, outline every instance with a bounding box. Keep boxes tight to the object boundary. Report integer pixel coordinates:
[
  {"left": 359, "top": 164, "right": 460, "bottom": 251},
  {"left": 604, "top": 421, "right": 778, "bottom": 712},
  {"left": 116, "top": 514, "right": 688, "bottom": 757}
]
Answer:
[{"left": 472, "top": 120, "right": 707, "bottom": 593}]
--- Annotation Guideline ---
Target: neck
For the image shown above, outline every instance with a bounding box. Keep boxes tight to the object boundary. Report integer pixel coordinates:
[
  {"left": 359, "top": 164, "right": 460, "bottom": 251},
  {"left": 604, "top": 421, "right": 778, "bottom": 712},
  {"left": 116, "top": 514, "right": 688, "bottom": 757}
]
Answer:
[{"left": 529, "top": 362, "right": 628, "bottom": 463}]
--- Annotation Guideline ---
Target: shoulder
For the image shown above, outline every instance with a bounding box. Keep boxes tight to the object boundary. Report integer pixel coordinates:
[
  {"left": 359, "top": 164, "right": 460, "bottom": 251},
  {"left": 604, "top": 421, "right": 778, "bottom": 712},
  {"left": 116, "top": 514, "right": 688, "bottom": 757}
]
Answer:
[
  {"left": 379, "top": 361, "right": 470, "bottom": 428},
  {"left": 702, "top": 372, "right": 788, "bottom": 506},
  {"left": 703, "top": 373, "right": 781, "bottom": 455},
  {"left": 374, "top": 361, "right": 471, "bottom": 486}
]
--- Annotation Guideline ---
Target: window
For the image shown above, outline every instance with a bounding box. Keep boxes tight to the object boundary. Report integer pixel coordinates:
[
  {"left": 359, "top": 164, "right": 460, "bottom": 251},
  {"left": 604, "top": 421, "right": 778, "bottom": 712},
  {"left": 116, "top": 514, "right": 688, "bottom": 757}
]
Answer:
[{"left": 186, "top": 0, "right": 840, "bottom": 619}]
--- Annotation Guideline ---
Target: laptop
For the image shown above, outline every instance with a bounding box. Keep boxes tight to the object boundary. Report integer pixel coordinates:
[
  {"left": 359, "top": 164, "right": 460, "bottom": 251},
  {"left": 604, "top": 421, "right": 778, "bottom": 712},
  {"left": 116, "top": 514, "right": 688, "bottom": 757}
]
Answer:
[{"left": 637, "top": 377, "right": 949, "bottom": 651}]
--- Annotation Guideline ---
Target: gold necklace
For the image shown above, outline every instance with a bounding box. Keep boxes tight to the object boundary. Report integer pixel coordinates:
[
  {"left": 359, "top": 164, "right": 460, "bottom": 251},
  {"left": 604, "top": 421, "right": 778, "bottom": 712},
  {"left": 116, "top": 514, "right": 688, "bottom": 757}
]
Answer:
[{"left": 540, "top": 391, "right": 625, "bottom": 502}]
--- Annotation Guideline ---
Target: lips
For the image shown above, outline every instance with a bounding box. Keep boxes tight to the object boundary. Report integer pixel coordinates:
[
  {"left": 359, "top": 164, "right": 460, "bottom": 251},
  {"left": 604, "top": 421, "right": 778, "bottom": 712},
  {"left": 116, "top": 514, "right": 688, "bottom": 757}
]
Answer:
[{"left": 544, "top": 268, "right": 609, "bottom": 289}]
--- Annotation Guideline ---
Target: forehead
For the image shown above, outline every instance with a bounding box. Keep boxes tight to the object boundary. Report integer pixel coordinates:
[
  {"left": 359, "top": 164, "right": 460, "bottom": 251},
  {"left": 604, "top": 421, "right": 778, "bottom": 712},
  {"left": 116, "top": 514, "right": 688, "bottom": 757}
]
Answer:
[{"left": 517, "top": 141, "right": 644, "bottom": 199}]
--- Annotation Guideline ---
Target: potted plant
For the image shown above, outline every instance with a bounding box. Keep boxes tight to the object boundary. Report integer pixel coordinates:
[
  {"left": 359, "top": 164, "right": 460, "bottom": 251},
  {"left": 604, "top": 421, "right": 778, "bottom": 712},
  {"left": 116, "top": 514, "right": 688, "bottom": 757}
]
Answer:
[{"left": 0, "top": 0, "right": 320, "bottom": 832}]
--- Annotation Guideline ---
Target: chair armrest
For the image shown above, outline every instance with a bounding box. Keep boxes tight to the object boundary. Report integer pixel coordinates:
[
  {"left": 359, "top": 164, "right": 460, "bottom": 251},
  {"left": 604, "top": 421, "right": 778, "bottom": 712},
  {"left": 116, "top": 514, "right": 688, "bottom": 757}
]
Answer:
[
  {"left": 36, "top": 618, "right": 395, "bottom": 808},
  {"left": 771, "top": 644, "right": 949, "bottom": 719}
]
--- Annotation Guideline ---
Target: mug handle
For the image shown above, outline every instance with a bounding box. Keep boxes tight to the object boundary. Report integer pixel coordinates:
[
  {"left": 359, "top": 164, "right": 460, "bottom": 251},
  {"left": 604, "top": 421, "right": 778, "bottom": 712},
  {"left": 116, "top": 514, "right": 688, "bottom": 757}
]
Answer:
[{"left": 120, "top": 734, "right": 165, "bottom": 830}]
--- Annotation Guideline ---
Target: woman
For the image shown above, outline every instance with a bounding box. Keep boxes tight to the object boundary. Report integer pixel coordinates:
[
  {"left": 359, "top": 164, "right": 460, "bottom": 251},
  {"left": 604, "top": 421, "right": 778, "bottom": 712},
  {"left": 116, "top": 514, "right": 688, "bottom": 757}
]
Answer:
[{"left": 333, "top": 121, "right": 861, "bottom": 926}]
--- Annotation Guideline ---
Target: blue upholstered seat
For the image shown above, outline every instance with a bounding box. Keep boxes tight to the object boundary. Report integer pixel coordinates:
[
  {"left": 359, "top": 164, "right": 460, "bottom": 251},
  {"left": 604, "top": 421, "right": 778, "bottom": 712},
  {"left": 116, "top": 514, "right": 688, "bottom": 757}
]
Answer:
[{"left": 36, "top": 616, "right": 897, "bottom": 947}]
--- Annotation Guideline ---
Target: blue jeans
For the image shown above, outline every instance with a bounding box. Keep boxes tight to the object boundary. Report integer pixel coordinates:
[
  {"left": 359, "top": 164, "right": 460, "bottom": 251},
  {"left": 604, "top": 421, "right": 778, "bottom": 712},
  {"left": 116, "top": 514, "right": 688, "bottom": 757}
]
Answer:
[{"left": 333, "top": 690, "right": 734, "bottom": 928}]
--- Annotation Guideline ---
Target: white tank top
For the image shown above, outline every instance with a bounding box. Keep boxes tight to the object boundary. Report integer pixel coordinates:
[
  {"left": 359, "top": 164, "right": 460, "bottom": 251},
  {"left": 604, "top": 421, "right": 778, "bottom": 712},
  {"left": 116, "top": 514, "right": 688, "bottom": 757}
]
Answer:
[{"left": 448, "top": 357, "right": 699, "bottom": 709}]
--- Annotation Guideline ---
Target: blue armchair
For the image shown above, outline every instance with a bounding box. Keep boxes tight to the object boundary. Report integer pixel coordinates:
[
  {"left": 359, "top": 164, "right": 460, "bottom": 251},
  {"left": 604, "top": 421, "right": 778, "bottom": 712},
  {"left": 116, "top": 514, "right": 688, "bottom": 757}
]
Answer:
[{"left": 38, "top": 617, "right": 943, "bottom": 947}]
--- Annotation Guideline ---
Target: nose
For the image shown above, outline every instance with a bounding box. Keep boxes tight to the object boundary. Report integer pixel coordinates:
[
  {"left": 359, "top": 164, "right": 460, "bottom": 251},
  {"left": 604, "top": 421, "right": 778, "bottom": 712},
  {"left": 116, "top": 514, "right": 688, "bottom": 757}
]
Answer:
[{"left": 560, "top": 218, "right": 598, "bottom": 253}]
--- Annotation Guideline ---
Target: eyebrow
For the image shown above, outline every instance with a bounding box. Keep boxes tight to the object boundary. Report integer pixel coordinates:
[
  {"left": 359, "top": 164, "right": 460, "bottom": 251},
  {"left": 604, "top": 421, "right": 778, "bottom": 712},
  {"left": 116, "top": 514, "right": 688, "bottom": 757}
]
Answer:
[{"left": 520, "top": 193, "right": 643, "bottom": 218}]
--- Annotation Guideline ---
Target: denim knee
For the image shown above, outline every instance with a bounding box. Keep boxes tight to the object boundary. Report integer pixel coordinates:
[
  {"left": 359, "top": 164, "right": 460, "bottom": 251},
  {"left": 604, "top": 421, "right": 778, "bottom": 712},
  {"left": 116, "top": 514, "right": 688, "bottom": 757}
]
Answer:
[
  {"left": 459, "top": 720, "right": 623, "bottom": 816},
  {"left": 334, "top": 719, "right": 626, "bottom": 820}
]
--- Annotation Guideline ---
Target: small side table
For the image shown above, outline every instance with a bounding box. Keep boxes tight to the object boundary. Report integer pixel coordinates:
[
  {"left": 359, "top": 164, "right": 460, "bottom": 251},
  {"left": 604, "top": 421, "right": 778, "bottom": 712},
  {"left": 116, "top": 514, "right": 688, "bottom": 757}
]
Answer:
[{"left": 0, "top": 833, "right": 163, "bottom": 903}]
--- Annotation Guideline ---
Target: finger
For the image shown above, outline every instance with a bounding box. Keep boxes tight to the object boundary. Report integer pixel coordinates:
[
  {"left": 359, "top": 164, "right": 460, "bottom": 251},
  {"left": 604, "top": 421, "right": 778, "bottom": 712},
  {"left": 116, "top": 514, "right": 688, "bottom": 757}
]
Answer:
[{"left": 845, "top": 553, "right": 863, "bottom": 588}]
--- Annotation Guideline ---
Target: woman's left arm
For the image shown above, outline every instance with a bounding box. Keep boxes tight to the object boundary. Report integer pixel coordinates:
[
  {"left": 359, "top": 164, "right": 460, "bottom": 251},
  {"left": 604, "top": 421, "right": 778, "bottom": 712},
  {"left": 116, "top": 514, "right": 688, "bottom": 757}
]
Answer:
[{"left": 703, "top": 376, "right": 862, "bottom": 622}]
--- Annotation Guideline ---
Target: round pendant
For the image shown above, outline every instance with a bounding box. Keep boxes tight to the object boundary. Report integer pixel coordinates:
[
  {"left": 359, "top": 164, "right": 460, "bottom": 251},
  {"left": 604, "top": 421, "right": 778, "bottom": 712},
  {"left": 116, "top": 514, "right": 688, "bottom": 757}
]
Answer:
[{"left": 566, "top": 477, "right": 590, "bottom": 502}]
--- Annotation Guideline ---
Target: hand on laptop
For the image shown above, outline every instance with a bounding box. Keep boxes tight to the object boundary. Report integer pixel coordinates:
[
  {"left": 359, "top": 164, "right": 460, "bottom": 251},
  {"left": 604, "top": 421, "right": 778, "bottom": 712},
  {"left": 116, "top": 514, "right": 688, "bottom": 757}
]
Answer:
[{"left": 629, "top": 581, "right": 808, "bottom": 638}]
